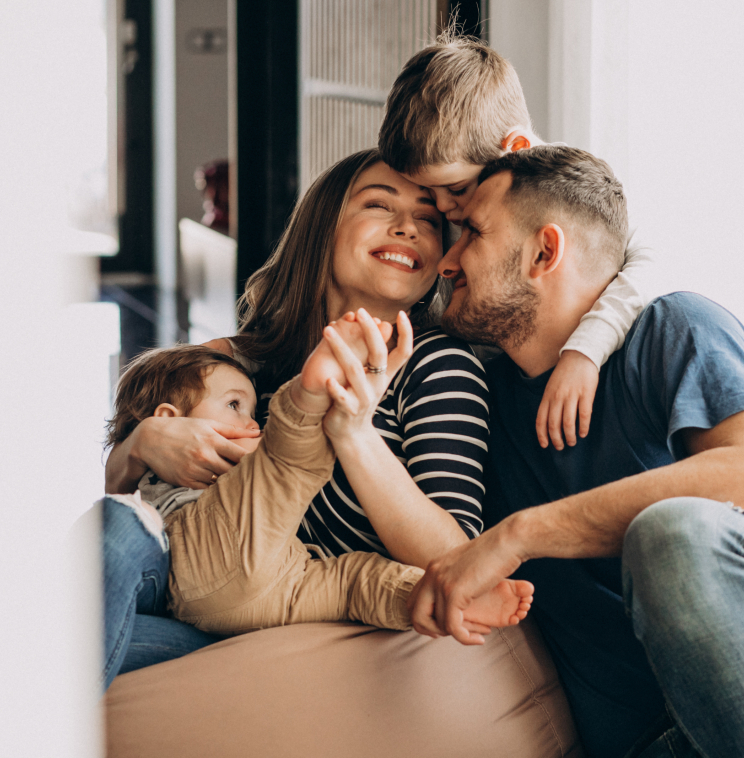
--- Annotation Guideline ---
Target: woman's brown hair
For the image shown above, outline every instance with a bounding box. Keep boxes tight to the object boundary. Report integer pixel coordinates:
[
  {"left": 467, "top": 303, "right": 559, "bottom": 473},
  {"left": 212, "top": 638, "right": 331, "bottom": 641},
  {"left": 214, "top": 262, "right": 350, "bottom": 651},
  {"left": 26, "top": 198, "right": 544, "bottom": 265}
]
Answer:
[{"left": 233, "top": 148, "right": 451, "bottom": 386}]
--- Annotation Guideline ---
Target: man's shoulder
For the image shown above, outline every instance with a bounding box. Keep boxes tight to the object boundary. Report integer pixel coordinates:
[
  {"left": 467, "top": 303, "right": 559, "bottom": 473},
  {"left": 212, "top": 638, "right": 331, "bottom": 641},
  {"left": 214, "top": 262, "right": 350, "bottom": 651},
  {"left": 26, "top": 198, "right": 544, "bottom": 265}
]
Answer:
[
  {"left": 630, "top": 292, "right": 743, "bottom": 338},
  {"left": 622, "top": 292, "right": 744, "bottom": 360}
]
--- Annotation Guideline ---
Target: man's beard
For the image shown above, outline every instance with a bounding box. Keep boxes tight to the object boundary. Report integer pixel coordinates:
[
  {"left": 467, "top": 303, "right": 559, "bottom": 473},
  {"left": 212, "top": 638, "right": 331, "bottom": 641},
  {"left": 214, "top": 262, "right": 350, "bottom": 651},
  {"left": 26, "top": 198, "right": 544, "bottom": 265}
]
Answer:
[{"left": 442, "top": 245, "right": 539, "bottom": 349}]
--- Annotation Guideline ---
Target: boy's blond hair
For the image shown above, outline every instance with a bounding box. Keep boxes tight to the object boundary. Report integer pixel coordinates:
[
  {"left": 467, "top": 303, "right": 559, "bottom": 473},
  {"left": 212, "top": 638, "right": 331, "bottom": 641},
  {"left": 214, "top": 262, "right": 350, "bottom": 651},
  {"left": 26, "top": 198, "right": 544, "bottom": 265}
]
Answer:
[{"left": 378, "top": 32, "right": 531, "bottom": 174}]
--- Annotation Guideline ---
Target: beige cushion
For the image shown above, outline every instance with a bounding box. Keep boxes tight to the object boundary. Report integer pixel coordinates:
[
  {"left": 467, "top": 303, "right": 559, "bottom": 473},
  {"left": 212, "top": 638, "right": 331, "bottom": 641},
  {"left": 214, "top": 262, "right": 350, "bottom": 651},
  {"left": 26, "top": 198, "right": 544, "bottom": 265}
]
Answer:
[{"left": 106, "top": 618, "right": 583, "bottom": 758}]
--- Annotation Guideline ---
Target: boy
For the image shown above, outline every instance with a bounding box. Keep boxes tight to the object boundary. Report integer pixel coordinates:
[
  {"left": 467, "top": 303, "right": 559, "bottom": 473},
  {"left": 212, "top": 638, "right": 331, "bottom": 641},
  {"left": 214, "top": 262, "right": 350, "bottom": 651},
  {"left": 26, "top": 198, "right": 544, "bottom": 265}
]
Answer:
[
  {"left": 378, "top": 33, "right": 654, "bottom": 450},
  {"left": 105, "top": 312, "right": 534, "bottom": 636}
]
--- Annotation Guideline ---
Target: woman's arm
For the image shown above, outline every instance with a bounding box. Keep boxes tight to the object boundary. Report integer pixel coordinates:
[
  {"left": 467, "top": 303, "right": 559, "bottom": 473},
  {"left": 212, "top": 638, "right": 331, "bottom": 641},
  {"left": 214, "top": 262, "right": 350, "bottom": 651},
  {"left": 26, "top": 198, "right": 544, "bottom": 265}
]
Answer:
[
  {"left": 105, "top": 416, "right": 255, "bottom": 493},
  {"left": 322, "top": 314, "right": 489, "bottom": 568}
]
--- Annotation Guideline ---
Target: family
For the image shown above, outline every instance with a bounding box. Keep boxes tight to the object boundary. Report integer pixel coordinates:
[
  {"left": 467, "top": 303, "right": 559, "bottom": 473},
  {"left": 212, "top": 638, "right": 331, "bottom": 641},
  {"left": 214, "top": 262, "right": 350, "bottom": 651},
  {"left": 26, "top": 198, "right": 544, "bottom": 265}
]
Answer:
[{"left": 98, "top": 34, "right": 744, "bottom": 758}]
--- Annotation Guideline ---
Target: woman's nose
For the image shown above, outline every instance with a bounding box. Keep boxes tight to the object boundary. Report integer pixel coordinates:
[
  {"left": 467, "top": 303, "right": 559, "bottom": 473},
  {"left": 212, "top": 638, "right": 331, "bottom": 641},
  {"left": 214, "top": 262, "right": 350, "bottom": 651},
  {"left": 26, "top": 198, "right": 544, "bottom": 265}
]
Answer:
[{"left": 391, "top": 213, "right": 417, "bottom": 238}]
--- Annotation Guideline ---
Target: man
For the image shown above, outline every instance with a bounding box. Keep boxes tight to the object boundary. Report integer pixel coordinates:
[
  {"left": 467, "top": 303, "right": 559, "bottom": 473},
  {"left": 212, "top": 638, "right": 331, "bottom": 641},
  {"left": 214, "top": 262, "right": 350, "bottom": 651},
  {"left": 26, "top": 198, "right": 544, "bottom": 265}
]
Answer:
[{"left": 409, "top": 145, "right": 744, "bottom": 758}]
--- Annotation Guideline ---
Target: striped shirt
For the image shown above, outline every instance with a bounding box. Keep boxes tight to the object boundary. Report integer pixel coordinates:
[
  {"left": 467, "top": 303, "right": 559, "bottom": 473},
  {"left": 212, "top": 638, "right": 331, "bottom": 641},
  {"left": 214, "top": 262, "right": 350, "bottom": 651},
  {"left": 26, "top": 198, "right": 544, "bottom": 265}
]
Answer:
[{"left": 256, "top": 328, "right": 490, "bottom": 558}]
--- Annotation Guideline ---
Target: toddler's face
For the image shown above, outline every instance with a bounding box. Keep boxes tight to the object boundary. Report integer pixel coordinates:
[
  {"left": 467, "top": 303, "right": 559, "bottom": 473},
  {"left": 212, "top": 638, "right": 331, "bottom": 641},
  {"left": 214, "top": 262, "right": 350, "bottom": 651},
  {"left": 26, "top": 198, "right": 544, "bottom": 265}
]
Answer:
[
  {"left": 188, "top": 364, "right": 261, "bottom": 452},
  {"left": 402, "top": 162, "right": 483, "bottom": 226}
]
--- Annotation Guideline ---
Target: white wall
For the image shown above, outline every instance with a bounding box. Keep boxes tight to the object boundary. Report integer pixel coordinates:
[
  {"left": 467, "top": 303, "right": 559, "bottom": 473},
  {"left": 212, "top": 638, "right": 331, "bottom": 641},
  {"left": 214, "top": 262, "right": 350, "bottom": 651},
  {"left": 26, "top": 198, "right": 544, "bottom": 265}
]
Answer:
[
  {"left": 0, "top": 2, "right": 107, "bottom": 755},
  {"left": 489, "top": 0, "right": 744, "bottom": 321}
]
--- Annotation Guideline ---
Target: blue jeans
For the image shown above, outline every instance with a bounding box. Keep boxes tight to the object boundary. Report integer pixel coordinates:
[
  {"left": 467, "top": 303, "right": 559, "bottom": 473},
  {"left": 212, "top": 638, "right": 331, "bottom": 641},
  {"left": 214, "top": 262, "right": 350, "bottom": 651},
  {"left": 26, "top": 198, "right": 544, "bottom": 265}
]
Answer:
[
  {"left": 622, "top": 497, "right": 744, "bottom": 758},
  {"left": 101, "top": 497, "right": 223, "bottom": 691}
]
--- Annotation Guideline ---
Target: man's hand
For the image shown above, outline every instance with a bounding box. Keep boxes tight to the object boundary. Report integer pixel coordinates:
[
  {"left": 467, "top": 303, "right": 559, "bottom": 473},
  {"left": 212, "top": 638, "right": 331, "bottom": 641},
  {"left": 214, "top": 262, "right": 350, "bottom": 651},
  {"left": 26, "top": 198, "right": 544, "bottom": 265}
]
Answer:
[{"left": 407, "top": 520, "right": 527, "bottom": 645}]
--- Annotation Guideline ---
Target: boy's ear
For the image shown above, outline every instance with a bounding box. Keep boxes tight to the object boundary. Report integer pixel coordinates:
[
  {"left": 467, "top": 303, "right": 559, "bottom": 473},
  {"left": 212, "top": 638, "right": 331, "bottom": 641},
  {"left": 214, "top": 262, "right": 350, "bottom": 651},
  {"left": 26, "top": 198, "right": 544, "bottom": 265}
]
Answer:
[
  {"left": 501, "top": 128, "right": 544, "bottom": 153},
  {"left": 528, "top": 224, "right": 565, "bottom": 280},
  {"left": 501, "top": 129, "right": 532, "bottom": 153},
  {"left": 153, "top": 402, "right": 183, "bottom": 418}
]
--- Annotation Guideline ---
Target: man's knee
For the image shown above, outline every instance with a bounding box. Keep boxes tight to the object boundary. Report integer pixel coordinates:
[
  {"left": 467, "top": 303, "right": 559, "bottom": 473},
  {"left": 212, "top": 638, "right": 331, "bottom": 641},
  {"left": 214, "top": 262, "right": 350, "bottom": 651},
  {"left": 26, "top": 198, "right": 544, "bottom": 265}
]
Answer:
[
  {"left": 624, "top": 497, "right": 728, "bottom": 572},
  {"left": 622, "top": 497, "right": 735, "bottom": 627}
]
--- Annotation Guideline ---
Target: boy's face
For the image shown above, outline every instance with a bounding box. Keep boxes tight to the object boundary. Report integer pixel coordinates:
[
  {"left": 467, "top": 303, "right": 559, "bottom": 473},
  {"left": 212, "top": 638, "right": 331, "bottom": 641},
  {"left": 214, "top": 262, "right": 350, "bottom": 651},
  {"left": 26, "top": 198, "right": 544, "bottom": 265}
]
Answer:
[
  {"left": 188, "top": 364, "right": 261, "bottom": 452},
  {"left": 402, "top": 162, "right": 484, "bottom": 225}
]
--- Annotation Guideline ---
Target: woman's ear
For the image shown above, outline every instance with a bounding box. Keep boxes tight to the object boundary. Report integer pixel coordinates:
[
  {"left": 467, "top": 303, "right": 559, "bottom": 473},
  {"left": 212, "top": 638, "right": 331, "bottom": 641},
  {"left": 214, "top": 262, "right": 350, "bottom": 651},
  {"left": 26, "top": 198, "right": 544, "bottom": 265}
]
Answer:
[
  {"left": 153, "top": 403, "right": 183, "bottom": 418},
  {"left": 528, "top": 224, "right": 565, "bottom": 280}
]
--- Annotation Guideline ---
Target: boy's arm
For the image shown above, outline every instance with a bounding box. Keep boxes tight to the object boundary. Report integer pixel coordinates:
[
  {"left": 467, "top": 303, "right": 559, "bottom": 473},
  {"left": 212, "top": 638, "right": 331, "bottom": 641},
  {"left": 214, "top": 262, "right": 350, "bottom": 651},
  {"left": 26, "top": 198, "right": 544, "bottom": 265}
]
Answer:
[
  {"left": 561, "top": 234, "right": 655, "bottom": 369},
  {"left": 536, "top": 236, "right": 655, "bottom": 449}
]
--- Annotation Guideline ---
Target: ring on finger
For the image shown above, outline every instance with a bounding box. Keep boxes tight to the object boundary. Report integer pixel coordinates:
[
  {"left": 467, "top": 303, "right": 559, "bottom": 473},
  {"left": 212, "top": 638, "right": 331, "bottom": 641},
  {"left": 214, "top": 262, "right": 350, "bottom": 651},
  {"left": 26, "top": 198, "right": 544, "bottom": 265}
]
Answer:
[
  {"left": 209, "top": 473, "right": 218, "bottom": 484},
  {"left": 364, "top": 364, "right": 387, "bottom": 374}
]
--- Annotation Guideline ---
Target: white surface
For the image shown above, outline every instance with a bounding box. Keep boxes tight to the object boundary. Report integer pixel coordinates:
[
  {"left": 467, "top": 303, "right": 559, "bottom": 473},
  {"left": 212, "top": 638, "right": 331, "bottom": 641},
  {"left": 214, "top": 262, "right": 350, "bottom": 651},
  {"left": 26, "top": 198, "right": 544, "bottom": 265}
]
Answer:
[
  {"left": 180, "top": 218, "right": 238, "bottom": 342},
  {"left": 489, "top": 0, "right": 744, "bottom": 321}
]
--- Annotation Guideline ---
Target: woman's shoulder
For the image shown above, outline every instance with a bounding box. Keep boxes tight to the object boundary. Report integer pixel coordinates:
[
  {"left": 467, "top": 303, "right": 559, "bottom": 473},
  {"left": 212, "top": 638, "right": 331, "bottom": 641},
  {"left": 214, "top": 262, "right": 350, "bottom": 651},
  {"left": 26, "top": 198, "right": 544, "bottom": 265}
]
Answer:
[
  {"left": 407, "top": 327, "right": 484, "bottom": 369},
  {"left": 391, "top": 328, "right": 487, "bottom": 400}
]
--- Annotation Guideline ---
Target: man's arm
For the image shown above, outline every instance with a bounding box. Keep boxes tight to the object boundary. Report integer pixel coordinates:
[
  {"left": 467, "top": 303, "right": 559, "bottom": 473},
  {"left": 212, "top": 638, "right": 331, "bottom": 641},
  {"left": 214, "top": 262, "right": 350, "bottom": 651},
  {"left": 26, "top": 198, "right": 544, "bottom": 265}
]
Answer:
[{"left": 408, "top": 410, "right": 744, "bottom": 644}]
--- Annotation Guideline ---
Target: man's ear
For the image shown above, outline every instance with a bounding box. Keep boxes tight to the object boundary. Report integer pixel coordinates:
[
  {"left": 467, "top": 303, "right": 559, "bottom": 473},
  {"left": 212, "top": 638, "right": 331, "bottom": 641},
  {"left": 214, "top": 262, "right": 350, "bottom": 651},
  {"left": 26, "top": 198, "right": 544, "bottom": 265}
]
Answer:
[
  {"left": 153, "top": 403, "right": 183, "bottom": 418},
  {"left": 528, "top": 224, "right": 564, "bottom": 280},
  {"left": 501, "top": 128, "right": 542, "bottom": 153}
]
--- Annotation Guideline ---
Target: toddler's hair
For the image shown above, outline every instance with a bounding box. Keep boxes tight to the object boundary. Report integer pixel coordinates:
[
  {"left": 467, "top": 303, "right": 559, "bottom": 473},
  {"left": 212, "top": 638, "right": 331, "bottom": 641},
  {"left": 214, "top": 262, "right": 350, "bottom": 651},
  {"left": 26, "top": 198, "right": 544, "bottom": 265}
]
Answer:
[
  {"left": 481, "top": 145, "right": 629, "bottom": 279},
  {"left": 106, "top": 344, "right": 251, "bottom": 449},
  {"left": 378, "top": 30, "right": 531, "bottom": 174}
]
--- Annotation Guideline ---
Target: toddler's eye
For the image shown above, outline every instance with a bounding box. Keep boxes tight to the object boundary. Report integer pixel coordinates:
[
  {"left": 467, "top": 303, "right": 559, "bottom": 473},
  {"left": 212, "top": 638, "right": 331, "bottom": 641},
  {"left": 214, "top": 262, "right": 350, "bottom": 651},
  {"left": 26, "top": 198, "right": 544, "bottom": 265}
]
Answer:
[
  {"left": 228, "top": 400, "right": 240, "bottom": 410},
  {"left": 448, "top": 186, "right": 468, "bottom": 197}
]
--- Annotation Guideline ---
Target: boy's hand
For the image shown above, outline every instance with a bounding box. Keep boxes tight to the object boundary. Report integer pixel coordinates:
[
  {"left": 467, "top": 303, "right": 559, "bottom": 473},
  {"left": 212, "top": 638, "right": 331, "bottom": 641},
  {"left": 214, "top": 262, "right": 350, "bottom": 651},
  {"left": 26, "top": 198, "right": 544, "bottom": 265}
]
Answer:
[
  {"left": 321, "top": 310, "right": 413, "bottom": 442},
  {"left": 536, "top": 350, "right": 599, "bottom": 450},
  {"left": 291, "top": 311, "right": 394, "bottom": 414}
]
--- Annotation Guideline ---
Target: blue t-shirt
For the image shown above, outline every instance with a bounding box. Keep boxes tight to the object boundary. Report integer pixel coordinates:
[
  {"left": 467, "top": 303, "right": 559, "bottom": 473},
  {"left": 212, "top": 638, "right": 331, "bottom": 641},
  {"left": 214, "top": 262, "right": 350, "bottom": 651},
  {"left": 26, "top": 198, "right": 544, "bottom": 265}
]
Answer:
[{"left": 483, "top": 293, "right": 744, "bottom": 758}]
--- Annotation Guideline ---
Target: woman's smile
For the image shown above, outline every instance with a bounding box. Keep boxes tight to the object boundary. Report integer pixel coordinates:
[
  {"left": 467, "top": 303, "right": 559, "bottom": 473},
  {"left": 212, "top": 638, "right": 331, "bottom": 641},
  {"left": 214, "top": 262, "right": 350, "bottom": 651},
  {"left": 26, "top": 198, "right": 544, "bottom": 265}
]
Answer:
[{"left": 369, "top": 244, "right": 422, "bottom": 271}]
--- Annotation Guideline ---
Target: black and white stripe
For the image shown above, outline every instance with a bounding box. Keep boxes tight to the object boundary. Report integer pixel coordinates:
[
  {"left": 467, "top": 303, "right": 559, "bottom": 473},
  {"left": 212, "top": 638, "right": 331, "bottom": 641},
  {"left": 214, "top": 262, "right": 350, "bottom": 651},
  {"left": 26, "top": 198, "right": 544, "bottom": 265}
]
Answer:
[{"left": 257, "top": 328, "right": 490, "bottom": 558}]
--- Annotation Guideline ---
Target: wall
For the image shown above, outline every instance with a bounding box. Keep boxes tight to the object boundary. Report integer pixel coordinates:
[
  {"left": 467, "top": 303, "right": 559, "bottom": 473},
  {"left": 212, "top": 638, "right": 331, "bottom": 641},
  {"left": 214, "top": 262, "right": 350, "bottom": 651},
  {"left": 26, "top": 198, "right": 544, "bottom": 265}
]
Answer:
[
  {"left": 489, "top": 0, "right": 744, "bottom": 320},
  {"left": 175, "top": 0, "right": 229, "bottom": 225}
]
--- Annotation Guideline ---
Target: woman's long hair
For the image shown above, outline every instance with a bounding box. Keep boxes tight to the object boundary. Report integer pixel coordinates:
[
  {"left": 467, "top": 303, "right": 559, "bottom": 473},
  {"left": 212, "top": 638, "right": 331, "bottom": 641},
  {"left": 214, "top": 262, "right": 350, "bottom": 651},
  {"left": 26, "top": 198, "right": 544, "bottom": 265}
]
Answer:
[{"left": 232, "top": 148, "right": 451, "bottom": 387}]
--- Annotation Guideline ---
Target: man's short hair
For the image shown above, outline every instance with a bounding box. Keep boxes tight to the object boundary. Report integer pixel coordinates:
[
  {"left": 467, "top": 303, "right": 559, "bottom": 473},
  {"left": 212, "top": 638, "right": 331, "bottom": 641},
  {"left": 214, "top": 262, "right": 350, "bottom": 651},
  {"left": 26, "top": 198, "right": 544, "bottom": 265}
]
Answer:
[
  {"left": 378, "top": 31, "right": 531, "bottom": 174},
  {"left": 480, "top": 146, "right": 629, "bottom": 279},
  {"left": 106, "top": 345, "right": 251, "bottom": 448}
]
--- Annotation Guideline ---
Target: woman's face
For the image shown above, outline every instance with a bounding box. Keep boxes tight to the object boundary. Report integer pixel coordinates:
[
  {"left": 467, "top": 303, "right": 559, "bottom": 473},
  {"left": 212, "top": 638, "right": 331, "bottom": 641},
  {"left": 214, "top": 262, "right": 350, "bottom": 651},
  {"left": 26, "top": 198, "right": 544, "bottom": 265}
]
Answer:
[{"left": 329, "top": 162, "right": 444, "bottom": 319}]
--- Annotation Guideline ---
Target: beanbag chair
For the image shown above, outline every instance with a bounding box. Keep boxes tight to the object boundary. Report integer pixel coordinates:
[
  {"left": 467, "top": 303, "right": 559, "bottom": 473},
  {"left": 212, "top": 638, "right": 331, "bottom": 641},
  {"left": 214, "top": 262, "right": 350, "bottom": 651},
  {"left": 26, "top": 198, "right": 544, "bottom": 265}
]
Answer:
[{"left": 105, "top": 617, "right": 583, "bottom": 757}]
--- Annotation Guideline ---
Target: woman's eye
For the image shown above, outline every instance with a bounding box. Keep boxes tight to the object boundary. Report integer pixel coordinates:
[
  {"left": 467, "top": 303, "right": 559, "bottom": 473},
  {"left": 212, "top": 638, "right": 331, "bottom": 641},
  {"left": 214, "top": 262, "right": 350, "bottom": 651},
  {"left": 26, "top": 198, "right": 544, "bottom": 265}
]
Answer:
[{"left": 365, "top": 201, "right": 391, "bottom": 211}]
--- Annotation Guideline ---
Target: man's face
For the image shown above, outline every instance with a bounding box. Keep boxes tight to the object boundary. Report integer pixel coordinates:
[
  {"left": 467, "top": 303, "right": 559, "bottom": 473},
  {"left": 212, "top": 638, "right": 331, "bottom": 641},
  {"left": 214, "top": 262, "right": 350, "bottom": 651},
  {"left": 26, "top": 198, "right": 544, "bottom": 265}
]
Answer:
[
  {"left": 402, "top": 162, "right": 484, "bottom": 225},
  {"left": 438, "top": 172, "right": 539, "bottom": 349}
]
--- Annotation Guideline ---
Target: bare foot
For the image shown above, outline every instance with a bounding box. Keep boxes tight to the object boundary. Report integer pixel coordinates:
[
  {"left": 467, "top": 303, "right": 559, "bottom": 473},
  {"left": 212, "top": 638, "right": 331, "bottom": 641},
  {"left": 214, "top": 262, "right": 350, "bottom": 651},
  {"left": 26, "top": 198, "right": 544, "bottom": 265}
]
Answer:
[{"left": 463, "top": 579, "right": 534, "bottom": 629}]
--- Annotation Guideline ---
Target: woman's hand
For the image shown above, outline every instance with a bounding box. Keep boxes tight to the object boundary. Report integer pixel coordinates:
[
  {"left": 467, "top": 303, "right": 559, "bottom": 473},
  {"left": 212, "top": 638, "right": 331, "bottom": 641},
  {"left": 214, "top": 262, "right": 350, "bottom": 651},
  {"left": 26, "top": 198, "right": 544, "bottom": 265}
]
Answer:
[
  {"left": 535, "top": 350, "right": 599, "bottom": 450},
  {"left": 320, "top": 309, "right": 413, "bottom": 443},
  {"left": 105, "top": 415, "right": 260, "bottom": 493}
]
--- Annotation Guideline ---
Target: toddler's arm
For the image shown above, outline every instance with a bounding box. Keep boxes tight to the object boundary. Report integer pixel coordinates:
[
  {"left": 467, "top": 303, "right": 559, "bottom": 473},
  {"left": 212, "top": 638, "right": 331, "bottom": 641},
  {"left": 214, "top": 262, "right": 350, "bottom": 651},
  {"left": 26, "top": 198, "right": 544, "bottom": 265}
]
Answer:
[{"left": 536, "top": 236, "right": 655, "bottom": 449}]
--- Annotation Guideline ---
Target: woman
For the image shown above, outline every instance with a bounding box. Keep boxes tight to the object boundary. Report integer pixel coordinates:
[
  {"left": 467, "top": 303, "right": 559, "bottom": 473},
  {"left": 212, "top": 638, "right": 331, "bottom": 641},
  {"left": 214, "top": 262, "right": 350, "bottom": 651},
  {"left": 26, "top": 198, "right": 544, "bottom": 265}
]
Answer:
[{"left": 103, "top": 149, "right": 490, "bottom": 684}]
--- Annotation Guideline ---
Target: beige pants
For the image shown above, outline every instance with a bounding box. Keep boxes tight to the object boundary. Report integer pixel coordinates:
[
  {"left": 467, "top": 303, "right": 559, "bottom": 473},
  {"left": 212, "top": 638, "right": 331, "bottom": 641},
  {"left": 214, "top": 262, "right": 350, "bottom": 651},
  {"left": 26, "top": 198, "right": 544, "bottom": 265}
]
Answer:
[{"left": 165, "top": 380, "right": 423, "bottom": 635}]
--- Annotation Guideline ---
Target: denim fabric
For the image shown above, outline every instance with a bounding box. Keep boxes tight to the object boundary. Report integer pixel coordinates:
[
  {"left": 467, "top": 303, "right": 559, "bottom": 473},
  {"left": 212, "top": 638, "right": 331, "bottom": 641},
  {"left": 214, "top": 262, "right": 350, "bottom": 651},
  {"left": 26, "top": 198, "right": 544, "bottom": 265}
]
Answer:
[
  {"left": 623, "top": 497, "right": 744, "bottom": 758},
  {"left": 101, "top": 497, "right": 222, "bottom": 691},
  {"left": 622, "top": 710, "right": 702, "bottom": 758}
]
